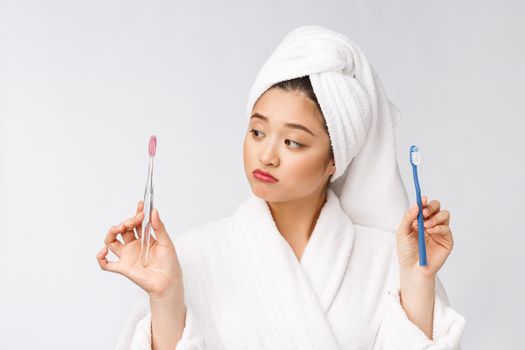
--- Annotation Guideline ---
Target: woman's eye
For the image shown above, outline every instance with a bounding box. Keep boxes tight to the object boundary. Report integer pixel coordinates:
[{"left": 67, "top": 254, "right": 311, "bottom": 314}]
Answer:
[
  {"left": 285, "top": 139, "right": 303, "bottom": 149},
  {"left": 250, "top": 129, "right": 262, "bottom": 137},
  {"left": 250, "top": 129, "right": 303, "bottom": 149}
]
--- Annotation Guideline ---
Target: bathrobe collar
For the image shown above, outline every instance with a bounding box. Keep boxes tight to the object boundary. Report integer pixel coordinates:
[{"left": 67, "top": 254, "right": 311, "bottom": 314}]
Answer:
[{"left": 231, "top": 187, "right": 355, "bottom": 350}]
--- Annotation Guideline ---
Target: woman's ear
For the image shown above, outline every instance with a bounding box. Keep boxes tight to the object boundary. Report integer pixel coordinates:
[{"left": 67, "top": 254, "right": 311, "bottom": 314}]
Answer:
[{"left": 329, "top": 159, "right": 336, "bottom": 175}]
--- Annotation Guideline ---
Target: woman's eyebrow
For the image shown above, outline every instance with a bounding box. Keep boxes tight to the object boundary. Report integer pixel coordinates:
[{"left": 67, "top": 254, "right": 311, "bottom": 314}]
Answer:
[{"left": 250, "top": 113, "right": 316, "bottom": 136}]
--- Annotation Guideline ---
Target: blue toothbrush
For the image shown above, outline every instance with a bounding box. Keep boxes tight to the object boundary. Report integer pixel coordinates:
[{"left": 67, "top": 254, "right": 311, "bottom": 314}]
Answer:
[{"left": 409, "top": 145, "right": 428, "bottom": 266}]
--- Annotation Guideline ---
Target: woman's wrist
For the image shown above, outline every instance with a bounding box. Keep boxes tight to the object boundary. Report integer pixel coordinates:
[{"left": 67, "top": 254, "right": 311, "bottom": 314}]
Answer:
[
  {"left": 399, "top": 272, "right": 436, "bottom": 339},
  {"left": 149, "top": 285, "right": 186, "bottom": 327},
  {"left": 148, "top": 280, "right": 184, "bottom": 301},
  {"left": 149, "top": 284, "right": 186, "bottom": 350}
]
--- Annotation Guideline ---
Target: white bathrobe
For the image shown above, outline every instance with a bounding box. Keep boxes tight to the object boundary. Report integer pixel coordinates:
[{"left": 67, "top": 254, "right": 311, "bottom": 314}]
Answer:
[{"left": 115, "top": 187, "right": 465, "bottom": 349}]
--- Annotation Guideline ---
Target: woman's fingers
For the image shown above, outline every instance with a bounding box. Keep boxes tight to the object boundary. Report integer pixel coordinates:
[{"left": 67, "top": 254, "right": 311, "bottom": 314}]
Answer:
[
  {"left": 413, "top": 209, "right": 450, "bottom": 229},
  {"left": 411, "top": 196, "right": 428, "bottom": 219},
  {"left": 135, "top": 200, "right": 144, "bottom": 238},
  {"left": 96, "top": 245, "right": 121, "bottom": 273},
  {"left": 121, "top": 229, "right": 135, "bottom": 244},
  {"left": 427, "top": 224, "right": 452, "bottom": 236},
  {"left": 122, "top": 210, "right": 139, "bottom": 243},
  {"left": 423, "top": 209, "right": 450, "bottom": 228},
  {"left": 98, "top": 201, "right": 148, "bottom": 274},
  {"left": 151, "top": 208, "right": 172, "bottom": 246},
  {"left": 121, "top": 209, "right": 144, "bottom": 243},
  {"left": 121, "top": 211, "right": 144, "bottom": 232},
  {"left": 434, "top": 209, "right": 450, "bottom": 225},
  {"left": 108, "top": 239, "right": 123, "bottom": 257},
  {"left": 105, "top": 213, "right": 142, "bottom": 254},
  {"left": 397, "top": 203, "right": 420, "bottom": 237},
  {"left": 411, "top": 196, "right": 441, "bottom": 224},
  {"left": 422, "top": 199, "right": 441, "bottom": 218},
  {"left": 103, "top": 203, "right": 145, "bottom": 254},
  {"left": 105, "top": 224, "right": 125, "bottom": 248},
  {"left": 104, "top": 225, "right": 124, "bottom": 257}
]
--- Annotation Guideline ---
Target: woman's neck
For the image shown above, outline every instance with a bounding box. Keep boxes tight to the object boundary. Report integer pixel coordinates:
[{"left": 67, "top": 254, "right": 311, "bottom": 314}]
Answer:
[{"left": 266, "top": 187, "right": 328, "bottom": 261}]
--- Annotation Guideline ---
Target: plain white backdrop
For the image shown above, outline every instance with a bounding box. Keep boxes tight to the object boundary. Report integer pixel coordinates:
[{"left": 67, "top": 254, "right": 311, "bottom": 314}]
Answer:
[{"left": 1, "top": 0, "right": 523, "bottom": 348}]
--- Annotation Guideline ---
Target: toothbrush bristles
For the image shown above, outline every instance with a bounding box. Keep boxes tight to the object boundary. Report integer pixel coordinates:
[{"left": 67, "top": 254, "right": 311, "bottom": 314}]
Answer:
[
  {"left": 411, "top": 151, "right": 420, "bottom": 165},
  {"left": 149, "top": 135, "right": 157, "bottom": 156}
]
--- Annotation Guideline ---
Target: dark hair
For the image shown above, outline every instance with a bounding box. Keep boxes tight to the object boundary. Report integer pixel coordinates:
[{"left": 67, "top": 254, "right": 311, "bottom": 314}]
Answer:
[{"left": 270, "top": 76, "right": 334, "bottom": 161}]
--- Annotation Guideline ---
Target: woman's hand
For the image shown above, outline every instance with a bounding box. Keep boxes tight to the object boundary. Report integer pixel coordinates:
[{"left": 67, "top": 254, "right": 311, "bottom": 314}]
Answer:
[
  {"left": 396, "top": 196, "right": 454, "bottom": 278},
  {"left": 96, "top": 201, "right": 184, "bottom": 300},
  {"left": 395, "top": 196, "right": 454, "bottom": 339}
]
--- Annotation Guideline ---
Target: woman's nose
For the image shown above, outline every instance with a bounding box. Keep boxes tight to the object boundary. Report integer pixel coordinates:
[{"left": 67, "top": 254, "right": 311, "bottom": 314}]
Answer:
[{"left": 259, "top": 140, "right": 280, "bottom": 167}]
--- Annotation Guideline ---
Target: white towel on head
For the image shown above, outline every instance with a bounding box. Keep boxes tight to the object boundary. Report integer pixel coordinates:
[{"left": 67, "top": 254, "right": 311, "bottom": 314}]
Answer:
[{"left": 246, "top": 25, "right": 408, "bottom": 233}]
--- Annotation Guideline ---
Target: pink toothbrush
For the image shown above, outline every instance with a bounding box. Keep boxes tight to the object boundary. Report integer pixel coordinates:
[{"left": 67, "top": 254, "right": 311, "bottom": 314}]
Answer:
[{"left": 139, "top": 135, "right": 157, "bottom": 267}]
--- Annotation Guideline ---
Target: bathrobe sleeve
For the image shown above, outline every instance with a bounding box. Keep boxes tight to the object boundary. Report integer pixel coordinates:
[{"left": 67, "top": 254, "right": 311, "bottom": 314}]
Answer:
[
  {"left": 373, "top": 275, "right": 466, "bottom": 350},
  {"left": 115, "top": 287, "right": 205, "bottom": 350}
]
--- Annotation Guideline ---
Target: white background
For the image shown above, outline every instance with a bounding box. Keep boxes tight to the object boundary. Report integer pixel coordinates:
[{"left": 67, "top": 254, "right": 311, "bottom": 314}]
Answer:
[{"left": 1, "top": 0, "right": 523, "bottom": 348}]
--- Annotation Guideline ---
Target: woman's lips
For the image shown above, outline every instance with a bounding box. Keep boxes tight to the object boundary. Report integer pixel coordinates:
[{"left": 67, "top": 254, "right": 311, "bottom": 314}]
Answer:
[{"left": 252, "top": 169, "right": 278, "bottom": 183}]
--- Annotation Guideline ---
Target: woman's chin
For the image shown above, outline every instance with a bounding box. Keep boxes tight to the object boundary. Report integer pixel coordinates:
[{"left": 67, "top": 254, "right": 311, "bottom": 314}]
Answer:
[{"left": 251, "top": 183, "right": 280, "bottom": 201}]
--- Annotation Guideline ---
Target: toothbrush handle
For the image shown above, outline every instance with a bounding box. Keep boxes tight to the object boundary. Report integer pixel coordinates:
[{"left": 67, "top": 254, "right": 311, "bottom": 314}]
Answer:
[
  {"left": 140, "top": 157, "right": 154, "bottom": 266},
  {"left": 140, "top": 188, "right": 154, "bottom": 266},
  {"left": 412, "top": 165, "right": 428, "bottom": 266}
]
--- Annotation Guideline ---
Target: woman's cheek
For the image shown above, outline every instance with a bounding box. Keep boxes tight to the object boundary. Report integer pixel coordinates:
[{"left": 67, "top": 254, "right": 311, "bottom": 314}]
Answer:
[{"left": 287, "top": 153, "right": 321, "bottom": 183}]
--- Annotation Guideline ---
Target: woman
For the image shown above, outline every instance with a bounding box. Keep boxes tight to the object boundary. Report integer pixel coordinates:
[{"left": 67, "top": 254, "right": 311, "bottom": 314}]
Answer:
[{"left": 97, "top": 26, "right": 465, "bottom": 350}]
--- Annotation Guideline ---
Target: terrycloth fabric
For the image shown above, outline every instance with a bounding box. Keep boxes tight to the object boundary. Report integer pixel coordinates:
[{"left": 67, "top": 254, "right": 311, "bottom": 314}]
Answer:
[
  {"left": 116, "top": 187, "right": 465, "bottom": 349},
  {"left": 115, "top": 25, "right": 466, "bottom": 349},
  {"left": 246, "top": 25, "right": 408, "bottom": 233}
]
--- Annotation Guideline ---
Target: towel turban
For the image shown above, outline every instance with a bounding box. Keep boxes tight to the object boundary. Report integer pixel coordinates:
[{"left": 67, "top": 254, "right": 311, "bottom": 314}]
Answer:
[{"left": 246, "top": 25, "right": 410, "bottom": 233}]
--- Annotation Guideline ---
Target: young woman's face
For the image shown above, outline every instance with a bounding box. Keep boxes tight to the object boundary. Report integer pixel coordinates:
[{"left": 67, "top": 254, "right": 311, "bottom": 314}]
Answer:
[{"left": 243, "top": 87, "right": 335, "bottom": 202}]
